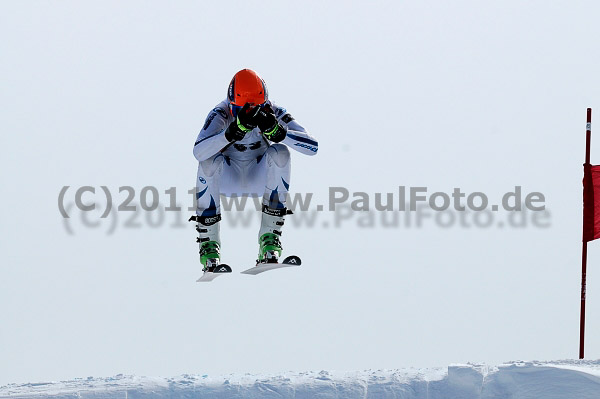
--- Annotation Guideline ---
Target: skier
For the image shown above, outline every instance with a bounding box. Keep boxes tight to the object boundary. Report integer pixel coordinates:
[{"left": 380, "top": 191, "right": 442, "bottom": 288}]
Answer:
[{"left": 192, "top": 69, "right": 318, "bottom": 274}]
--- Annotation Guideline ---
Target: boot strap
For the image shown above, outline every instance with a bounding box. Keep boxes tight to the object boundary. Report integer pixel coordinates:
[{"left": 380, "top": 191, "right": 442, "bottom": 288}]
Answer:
[
  {"left": 189, "top": 214, "right": 222, "bottom": 226},
  {"left": 261, "top": 205, "right": 293, "bottom": 217}
]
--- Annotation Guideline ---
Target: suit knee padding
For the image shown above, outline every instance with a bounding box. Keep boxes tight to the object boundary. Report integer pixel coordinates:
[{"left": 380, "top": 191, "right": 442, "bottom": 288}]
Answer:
[
  {"left": 266, "top": 144, "right": 290, "bottom": 168},
  {"left": 199, "top": 154, "right": 224, "bottom": 177}
]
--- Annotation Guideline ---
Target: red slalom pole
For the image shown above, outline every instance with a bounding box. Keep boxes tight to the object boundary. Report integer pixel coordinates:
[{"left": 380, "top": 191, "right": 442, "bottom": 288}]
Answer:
[{"left": 580, "top": 107, "right": 592, "bottom": 359}]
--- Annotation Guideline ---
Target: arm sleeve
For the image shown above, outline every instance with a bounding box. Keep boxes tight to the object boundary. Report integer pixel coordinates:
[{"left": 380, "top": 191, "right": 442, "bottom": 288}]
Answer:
[
  {"left": 279, "top": 113, "right": 318, "bottom": 156},
  {"left": 193, "top": 108, "right": 231, "bottom": 162}
]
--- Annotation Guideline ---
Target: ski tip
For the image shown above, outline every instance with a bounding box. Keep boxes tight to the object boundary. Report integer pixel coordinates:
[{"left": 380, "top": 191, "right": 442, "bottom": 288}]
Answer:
[
  {"left": 208, "top": 264, "right": 232, "bottom": 273},
  {"left": 196, "top": 264, "right": 232, "bottom": 282},
  {"left": 282, "top": 255, "right": 301, "bottom": 266}
]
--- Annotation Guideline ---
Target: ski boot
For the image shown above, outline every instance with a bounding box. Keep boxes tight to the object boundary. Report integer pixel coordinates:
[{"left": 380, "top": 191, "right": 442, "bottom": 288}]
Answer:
[
  {"left": 258, "top": 232, "right": 283, "bottom": 264},
  {"left": 199, "top": 241, "right": 220, "bottom": 272},
  {"left": 189, "top": 214, "right": 222, "bottom": 272},
  {"left": 257, "top": 205, "right": 287, "bottom": 264}
]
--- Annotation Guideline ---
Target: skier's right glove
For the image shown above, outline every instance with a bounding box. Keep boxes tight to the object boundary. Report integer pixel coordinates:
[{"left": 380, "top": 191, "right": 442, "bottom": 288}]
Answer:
[{"left": 224, "top": 103, "right": 260, "bottom": 142}]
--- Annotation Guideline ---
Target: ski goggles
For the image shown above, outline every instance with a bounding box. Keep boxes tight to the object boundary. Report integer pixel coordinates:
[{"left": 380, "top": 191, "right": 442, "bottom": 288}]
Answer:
[{"left": 229, "top": 102, "right": 267, "bottom": 118}]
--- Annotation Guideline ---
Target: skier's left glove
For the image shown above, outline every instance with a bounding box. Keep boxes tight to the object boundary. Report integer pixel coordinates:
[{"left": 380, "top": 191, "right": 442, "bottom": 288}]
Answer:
[{"left": 257, "top": 106, "right": 287, "bottom": 143}]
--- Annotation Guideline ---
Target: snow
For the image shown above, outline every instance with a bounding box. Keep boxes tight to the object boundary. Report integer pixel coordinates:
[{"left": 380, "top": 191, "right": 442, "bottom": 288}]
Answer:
[{"left": 1, "top": 361, "right": 599, "bottom": 398}]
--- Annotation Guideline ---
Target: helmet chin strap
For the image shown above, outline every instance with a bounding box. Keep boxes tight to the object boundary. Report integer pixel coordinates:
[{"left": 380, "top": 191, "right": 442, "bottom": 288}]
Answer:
[{"left": 229, "top": 101, "right": 267, "bottom": 118}]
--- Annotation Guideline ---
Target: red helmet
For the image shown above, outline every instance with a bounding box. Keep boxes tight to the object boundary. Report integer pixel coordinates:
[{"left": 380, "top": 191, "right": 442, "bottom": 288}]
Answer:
[{"left": 227, "top": 69, "right": 268, "bottom": 116}]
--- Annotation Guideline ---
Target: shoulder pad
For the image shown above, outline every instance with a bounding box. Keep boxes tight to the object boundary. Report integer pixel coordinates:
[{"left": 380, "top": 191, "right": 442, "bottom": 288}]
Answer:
[{"left": 213, "top": 107, "right": 229, "bottom": 120}]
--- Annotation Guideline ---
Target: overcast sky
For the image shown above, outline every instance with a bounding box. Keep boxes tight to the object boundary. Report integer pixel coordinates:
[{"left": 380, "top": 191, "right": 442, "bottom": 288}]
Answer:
[{"left": 2, "top": 0, "right": 600, "bottom": 385}]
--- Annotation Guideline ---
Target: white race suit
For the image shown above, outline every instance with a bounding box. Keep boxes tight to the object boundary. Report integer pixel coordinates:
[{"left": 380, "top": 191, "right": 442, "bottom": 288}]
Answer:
[{"left": 193, "top": 99, "right": 318, "bottom": 218}]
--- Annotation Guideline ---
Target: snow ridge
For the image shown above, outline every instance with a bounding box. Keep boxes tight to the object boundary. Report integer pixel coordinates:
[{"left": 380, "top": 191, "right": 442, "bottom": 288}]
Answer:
[{"left": 1, "top": 360, "right": 599, "bottom": 399}]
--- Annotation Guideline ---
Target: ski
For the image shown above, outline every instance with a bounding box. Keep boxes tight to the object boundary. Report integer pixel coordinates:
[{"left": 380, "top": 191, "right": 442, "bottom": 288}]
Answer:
[
  {"left": 196, "top": 264, "right": 232, "bottom": 282},
  {"left": 241, "top": 255, "right": 301, "bottom": 275}
]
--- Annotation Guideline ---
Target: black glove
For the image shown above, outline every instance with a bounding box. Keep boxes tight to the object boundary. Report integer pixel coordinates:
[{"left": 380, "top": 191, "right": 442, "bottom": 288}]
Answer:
[
  {"left": 224, "top": 104, "right": 261, "bottom": 142},
  {"left": 257, "top": 105, "right": 287, "bottom": 143}
]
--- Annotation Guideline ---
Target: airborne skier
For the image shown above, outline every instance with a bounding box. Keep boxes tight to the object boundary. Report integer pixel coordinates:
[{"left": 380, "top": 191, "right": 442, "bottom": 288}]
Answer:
[{"left": 192, "top": 69, "right": 318, "bottom": 278}]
